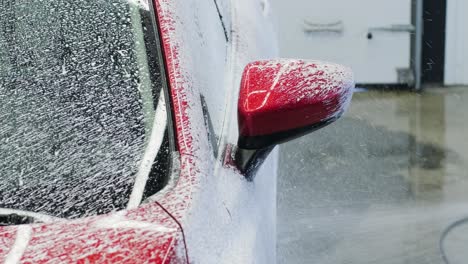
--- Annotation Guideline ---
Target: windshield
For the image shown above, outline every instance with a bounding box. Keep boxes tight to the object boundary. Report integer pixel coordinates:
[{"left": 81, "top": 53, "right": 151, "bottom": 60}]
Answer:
[{"left": 0, "top": 0, "right": 171, "bottom": 219}]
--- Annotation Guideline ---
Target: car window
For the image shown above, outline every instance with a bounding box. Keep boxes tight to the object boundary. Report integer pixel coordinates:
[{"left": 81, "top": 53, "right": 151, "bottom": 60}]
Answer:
[{"left": 0, "top": 0, "right": 172, "bottom": 220}]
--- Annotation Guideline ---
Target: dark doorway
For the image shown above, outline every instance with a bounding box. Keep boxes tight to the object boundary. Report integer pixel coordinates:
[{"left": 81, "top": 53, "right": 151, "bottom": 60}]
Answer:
[{"left": 421, "top": 0, "right": 447, "bottom": 84}]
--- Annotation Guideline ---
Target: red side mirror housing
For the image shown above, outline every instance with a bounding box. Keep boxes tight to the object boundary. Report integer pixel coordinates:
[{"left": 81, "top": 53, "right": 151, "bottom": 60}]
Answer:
[{"left": 238, "top": 59, "right": 354, "bottom": 150}]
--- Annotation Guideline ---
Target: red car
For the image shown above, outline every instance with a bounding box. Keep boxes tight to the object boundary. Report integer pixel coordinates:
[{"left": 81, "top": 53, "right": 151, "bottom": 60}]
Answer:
[{"left": 0, "top": 0, "right": 353, "bottom": 263}]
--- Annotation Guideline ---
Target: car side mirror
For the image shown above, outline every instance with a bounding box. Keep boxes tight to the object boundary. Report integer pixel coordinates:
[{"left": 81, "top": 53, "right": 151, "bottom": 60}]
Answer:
[{"left": 234, "top": 59, "right": 354, "bottom": 180}]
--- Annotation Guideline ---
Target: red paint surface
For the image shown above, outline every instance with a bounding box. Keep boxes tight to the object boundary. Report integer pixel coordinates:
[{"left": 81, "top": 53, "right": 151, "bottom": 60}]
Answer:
[
  {"left": 0, "top": 202, "right": 187, "bottom": 263},
  {"left": 0, "top": 230, "right": 15, "bottom": 259},
  {"left": 238, "top": 60, "right": 354, "bottom": 137}
]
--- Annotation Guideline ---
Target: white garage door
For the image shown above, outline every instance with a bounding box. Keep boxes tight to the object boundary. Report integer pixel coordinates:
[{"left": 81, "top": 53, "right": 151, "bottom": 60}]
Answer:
[{"left": 272, "top": 0, "right": 413, "bottom": 84}]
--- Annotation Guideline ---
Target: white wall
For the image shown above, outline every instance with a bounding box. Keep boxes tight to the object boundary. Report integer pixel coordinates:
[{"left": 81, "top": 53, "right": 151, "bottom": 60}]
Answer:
[{"left": 445, "top": 0, "right": 468, "bottom": 85}]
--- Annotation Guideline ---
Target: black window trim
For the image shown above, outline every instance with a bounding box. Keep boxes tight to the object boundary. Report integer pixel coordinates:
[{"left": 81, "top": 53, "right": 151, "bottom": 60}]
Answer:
[{"left": 139, "top": 0, "right": 179, "bottom": 204}]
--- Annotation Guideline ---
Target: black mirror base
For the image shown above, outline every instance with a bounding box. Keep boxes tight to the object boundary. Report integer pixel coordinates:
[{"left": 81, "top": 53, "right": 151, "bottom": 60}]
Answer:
[
  {"left": 234, "top": 146, "right": 275, "bottom": 181},
  {"left": 237, "top": 115, "right": 340, "bottom": 150}
]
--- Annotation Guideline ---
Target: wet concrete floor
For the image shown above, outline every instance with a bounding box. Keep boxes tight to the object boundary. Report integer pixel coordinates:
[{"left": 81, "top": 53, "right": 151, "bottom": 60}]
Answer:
[{"left": 278, "top": 87, "right": 468, "bottom": 264}]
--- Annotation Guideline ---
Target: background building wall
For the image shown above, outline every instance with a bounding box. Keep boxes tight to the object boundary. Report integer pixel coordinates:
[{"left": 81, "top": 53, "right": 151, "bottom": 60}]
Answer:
[{"left": 445, "top": 0, "right": 468, "bottom": 85}]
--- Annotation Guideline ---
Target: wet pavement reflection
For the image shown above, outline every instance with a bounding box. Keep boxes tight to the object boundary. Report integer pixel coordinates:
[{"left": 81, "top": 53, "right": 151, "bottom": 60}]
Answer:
[{"left": 278, "top": 87, "right": 468, "bottom": 264}]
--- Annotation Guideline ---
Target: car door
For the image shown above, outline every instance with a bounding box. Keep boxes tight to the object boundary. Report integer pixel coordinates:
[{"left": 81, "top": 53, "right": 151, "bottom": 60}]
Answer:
[{"left": 153, "top": 0, "right": 281, "bottom": 262}]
